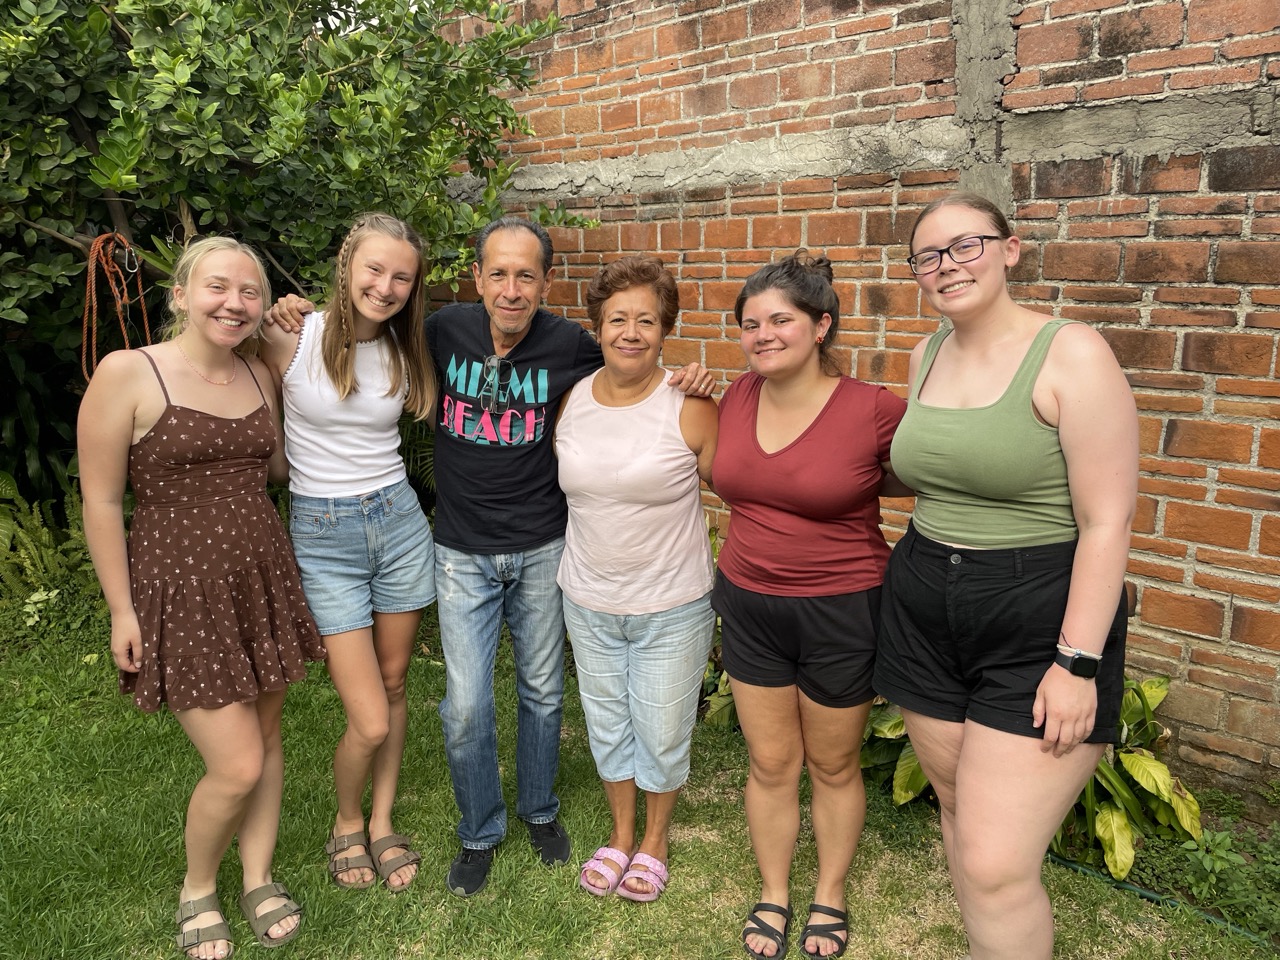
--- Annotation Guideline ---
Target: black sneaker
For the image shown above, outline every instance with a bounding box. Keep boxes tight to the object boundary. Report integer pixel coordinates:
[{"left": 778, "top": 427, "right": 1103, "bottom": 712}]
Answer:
[
  {"left": 525, "top": 818, "right": 571, "bottom": 865},
  {"left": 446, "top": 846, "right": 493, "bottom": 897}
]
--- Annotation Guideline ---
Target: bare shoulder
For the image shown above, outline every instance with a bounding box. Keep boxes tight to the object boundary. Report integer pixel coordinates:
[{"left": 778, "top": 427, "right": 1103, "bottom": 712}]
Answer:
[{"left": 85, "top": 348, "right": 156, "bottom": 397}]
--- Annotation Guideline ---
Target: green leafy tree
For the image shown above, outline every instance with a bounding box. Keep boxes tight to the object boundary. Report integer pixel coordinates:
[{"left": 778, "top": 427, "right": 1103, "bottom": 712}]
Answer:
[{"left": 1, "top": 0, "right": 565, "bottom": 498}]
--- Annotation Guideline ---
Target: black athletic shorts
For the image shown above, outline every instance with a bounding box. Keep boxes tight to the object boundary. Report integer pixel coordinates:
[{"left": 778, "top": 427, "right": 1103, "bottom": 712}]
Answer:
[
  {"left": 874, "top": 523, "right": 1126, "bottom": 744},
  {"left": 711, "top": 570, "right": 878, "bottom": 709}
]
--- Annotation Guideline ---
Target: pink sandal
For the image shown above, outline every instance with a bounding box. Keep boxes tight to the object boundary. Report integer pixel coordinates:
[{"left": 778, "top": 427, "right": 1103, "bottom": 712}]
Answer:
[
  {"left": 578, "top": 846, "right": 631, "bottom": 896},
  {"left": 616, "top": 852, "right": 668, "bottom": 903}
]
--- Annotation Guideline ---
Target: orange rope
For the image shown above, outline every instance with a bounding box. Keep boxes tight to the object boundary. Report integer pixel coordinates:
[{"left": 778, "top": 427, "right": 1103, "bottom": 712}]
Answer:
[{"left": 81, "top": 233, "right": 153, "bottom": 381}]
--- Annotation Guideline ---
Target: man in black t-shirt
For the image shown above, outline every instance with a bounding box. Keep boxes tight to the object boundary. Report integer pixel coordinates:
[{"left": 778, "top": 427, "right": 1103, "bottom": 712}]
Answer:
[{"left": 429, "top": 218, "right": 714, "bottom": 897}]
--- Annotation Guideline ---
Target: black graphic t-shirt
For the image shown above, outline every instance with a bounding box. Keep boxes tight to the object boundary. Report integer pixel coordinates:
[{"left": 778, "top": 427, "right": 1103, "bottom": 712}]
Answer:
[{"left": 426, "top": 302, "right": 602, "bottom": 552}]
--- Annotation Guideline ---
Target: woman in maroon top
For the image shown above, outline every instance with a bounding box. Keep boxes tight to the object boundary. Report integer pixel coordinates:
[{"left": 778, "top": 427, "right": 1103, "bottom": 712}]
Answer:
[{"left": 712, "top": 253, "right": 907, "bottom": 959}]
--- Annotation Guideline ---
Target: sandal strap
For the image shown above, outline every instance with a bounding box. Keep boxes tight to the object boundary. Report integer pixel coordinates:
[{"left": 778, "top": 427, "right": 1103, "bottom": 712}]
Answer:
[
  {"left": 240, "top": 881, "right": 295, "bottom": 914},
  {"left": 370, "top": 834, "right": 422, "bottom": 877},
  {"left": 800, "top": 903, "right": 849, "bottom": 957},
  {"left": 744, "top": 901, "right": 792, "bottom": 946},
  {"left": 806, "top": 903, "right": 847, "bottom": 922},
  {"left": 324, "top": 830, "right": 369, "bottom": 856},
  {"left": 176, "top": 892, "right": 223, "bottom": 925},
  {"left": 583, "top": 846, "right": 630, "bottom": 884},
  {"left": 177, "top": 919, "right": 232, "bottom": 950},
  {"left": 622, "top": 852, "right": 668, "bottom": 891}
]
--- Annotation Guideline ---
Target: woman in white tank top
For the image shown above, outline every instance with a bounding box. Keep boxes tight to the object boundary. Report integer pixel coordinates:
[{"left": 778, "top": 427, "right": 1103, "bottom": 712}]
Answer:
[
  {"left": 555, "top": 257, "right": 718, "bottom": 903},
  {"left": 260, "top": 214, "right": 437, "bottom": 894}
]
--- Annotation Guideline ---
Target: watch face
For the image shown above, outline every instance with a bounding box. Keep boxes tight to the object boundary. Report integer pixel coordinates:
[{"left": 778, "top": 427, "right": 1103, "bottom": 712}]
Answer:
[{"left": 1070, "top": 655, "right": 1099, "bottom": 678}]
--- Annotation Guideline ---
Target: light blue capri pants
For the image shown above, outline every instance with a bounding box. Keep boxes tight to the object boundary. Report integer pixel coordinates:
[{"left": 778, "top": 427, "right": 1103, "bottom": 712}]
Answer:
[{"left": 563, "top": 592, "right": 716, "bottom": 793}]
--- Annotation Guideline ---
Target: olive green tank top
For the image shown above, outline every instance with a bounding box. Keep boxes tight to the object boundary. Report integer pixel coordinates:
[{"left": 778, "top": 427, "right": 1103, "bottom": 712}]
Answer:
[{"left": 890, "top": 320, "right": 1077, "bottom": 548}]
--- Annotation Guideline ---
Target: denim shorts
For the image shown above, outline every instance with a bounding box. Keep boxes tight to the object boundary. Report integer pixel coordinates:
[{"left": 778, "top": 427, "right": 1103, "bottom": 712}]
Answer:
[
  {"left": 711, "top": 571, "right": 879, "bottom": 708},
  {"left": 289, "top": 477, "right": 436, "bottom": 635},
  {"left": 564, "top": 592, "right": 716, "bottom": 793},
  {"left": 874, "top": 523, "right": 1127, "bottom": 744}
]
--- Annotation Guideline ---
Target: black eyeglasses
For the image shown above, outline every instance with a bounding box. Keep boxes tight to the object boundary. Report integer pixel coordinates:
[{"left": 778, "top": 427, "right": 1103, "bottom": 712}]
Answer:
[
  {"left": 478, "top": 354, "right": 516, "bottom": 414},
  {"left": 907, "top": 235, "right": 1003, "bottom": 275}
]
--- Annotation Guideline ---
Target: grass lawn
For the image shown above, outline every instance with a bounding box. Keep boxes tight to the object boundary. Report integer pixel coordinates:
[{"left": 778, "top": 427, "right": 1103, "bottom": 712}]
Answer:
[{"left": 0, "top": 606, "right": 1271, "bottom": 960}]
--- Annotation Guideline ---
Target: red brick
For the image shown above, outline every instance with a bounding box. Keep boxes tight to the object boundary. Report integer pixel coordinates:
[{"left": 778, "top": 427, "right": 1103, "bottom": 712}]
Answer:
[
  {"left": 750, "top": 0, "right": 802, "bottom": 35},
  {"left": 835, "top": 51, "right": 893, "bottom": 91},
  {"left": 1099, "top": 329, "right": 1176, "bottom": 369},
  {"left": 600, "top": 100, "right": 637, "bottom": 131},
  {"left": 1162, "top": 682, "right": 1224, "bottom": 729},
  {"left": 1082, "top": 75, "right": 1166, "bottom": 102},
  {"left": 1159, "top": 196, "right": 1246, "bottom": 216},
  {"left": 705, "top": 339, "right": 749, "bottom": 370},
  {"left": 729, "top": 74, "right": 779, "bottom": 110},
  {"left": 1124, "top": 242, "right": 1210, "bottom": 282},
  {"left": 1224, "top": 34, "right": 1280, "bottom": 58},
  {"left": 1063, "top": 284, "right": 1142, "bottom": 303},
  {"left": 1182, "top": 332, "right": 1274, "bottom": 376},
  {"left": 1156, "top": 219, "right": 1243, "bottom": 237},
  {"left": 1216, "top": 242, "right": 1280, "bottom": 284},
  {"left": 1149, "top": 307, "right": 1235, "bottom": 326},
  {"left": 1033, "top": 157, "right": 1110, "bottom": 198},
  {"left": 1180, "top": 729, "right": 1267, "bottom": 764},
  {"left": 1140, "top": 588, "right": 1225, "bottom": 637},
  {"left": 1099, "top": 4, "right": 1186, "bottom": 57},
  {"left": 1261, "top": 514, "right": 1280, "bottom": 558},
  {"left": 702, "top": 7, "right": 749, "bottom": 45},
  {"left": 752, "top": 217, "right": 802, "bottom": 248},
  {"left": 1188, "top": 0, "right": 1280, "bottom": 42},
  {"left": 1017, "top": 19, "right": 1093, "bottom": 65},
  {"left": 1189, "top": 648, "right": 1278, "bottom": 681},
  {"left": 806, "top": 211, "right": 863, "bottom": 248},
  {"left": 1067, "top": 221, "right": 1150, "bottom": 238},
  {"left": 704, "top": 219, "right": 749, "bottom": 249},
  {"left": 1169, "top": 291, "right": 1231, "bottom": 311},
  {"left": 1042, "top": 242, "right": 1122, "bottom": 280},
  {"left": 1004, "top": 88, "right": 1077, "bottom": 110},
  {"left": 1163, "top": 502, "right": 1252, "bottom": 549},
  {"left": 860, "top": 283, "right": 919, "bottom": 318},
  {"left": 1187, "top": 666, "right": 1276, "bottom": 700},
  {"left": 1170, "top": 64, "right": 1262, "bottom": 89},
  {"left": 1198, "top": 547, "right": 1280, "bottom": 579},
  {"left": 896, "top": 40, "right": 956, "bottom": 84},
  {"left": 1128, "top": 46, "right": 1216, "bottom": 72},
  {"left": 856, "top": 349, "right": 909, "bottom": 384},
  {"left": 780, "top": 62, "right": 832, "bottom": 101},
  {"left": 1162, "top": 420, "right": 1253, "bottom": 463},
  {"left": 1121, "top": 152, "right": 1198, "bottom": 193},
  {"left": 1215, "top": 487, "right": 1280, "bottom": 511},
  {"left": 1263, "top": 429, "right": 1280, "bottom": 469},
  {"left": 1226, "top": 698, "right": 1280, "bottom": 745}
]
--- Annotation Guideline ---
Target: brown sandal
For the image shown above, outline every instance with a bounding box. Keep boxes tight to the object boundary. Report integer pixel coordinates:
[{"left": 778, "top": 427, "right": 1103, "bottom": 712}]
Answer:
[
  {"left": 325, "top": 830, "right": 376, "bottom": 889},
  {"left": 370, "top": 833, "right": 422, "bottom": 893},
  {"left": 176, "top": 892, "right": 234, "bottom": 959},
  {"left": 238, "top": 881, "right": 302, "bottom": 948}
]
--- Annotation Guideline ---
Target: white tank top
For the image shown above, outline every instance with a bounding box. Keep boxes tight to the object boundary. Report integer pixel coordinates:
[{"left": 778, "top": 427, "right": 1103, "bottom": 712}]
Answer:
[
  {"left": 556, "top": 369, "right": 714, "bottom": 614},
  {"left": 282, "top": 311, "right": 408, "bottom": 497}
]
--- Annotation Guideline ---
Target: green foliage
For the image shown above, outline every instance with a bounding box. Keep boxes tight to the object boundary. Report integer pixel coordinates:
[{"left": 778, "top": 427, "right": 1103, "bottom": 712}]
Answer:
[
  {"left": 1052, "top": 676, "right": 1202, "bottom": 881},
  {"left": 399, "top": 413, "right": 435, "bottom": 493},
  {"left": 1, "top": 0, "right": 575, "bottom": 499},
  {"left": 1184, "top": 829, "right": 1247, "bottom": 901},
  {"left": 0, "top": 472, "right": 96, "bottom": 603}
]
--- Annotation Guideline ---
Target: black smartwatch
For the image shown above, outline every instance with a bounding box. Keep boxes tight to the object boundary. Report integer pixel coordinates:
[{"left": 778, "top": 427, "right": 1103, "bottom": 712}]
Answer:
[{"left": 1054, "top": 649, "right": 1099, "bottom": 679}]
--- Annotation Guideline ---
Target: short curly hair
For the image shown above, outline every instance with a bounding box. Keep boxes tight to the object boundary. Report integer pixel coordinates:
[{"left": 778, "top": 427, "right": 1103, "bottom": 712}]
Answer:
[{"left": 585, "top": 256, "right": 680, "bottom": 336}]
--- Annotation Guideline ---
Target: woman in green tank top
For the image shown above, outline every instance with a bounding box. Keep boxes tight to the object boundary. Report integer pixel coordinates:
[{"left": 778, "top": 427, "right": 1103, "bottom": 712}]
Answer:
[{"left": 874, "top": 192, "right": 1139, "bottom": 960}]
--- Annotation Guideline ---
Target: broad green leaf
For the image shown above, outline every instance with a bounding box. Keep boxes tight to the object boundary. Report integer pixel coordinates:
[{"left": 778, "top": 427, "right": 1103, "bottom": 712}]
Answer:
[
  {"left": 1170, "top": 778, "right": 1202, "bottom": 840},
  {"left": 892, "top": 741, "right": 930, "bottom": 806},
  {"left": 1094, "top": 800, "right": 1135, "bottom": 880},
  {"left": 1118, "top": 748, "right": 1173, "bottom": 803}
]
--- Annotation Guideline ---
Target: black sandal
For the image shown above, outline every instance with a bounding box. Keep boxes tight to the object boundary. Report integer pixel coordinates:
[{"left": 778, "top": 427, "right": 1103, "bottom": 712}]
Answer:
[
  {"left": 743, "top": 901, "right": 792, "bottom": 959},
  {"left": 798, "top": 903, "right": 848, "bottom": 958}
]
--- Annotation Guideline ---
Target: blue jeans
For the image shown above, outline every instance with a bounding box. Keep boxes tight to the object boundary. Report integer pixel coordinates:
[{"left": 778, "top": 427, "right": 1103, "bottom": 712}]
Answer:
[
  {"left": 564, "top": 592, "right": 715, "bottom": 793},
  {"left": 435, "top": 538, "right": 566, "bottom": 849}
]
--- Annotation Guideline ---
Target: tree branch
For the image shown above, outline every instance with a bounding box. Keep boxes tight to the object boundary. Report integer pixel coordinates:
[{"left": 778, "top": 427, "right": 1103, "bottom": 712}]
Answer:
[
  {"left": 260, "top": 244, "right": 307, "bottom": 296},
  {"left": 13, "top": 214, "right": 91, "bottom": 256}
]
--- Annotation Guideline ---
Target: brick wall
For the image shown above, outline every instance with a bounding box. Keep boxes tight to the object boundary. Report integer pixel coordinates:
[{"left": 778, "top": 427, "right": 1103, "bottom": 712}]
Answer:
[{"left": 458, "top": 0, "right": 1280, "bottom": 814}]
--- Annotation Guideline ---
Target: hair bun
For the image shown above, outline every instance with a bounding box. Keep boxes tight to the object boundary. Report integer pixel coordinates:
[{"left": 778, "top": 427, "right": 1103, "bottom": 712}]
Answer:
[{"left": 791, "top": 249, "right": 834, "bottom": 283}]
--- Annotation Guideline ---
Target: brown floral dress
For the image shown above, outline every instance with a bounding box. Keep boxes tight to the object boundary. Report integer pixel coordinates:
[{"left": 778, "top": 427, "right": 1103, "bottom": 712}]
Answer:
[{"left": 121, "top": 352, "right": 325, "bottom": 712}]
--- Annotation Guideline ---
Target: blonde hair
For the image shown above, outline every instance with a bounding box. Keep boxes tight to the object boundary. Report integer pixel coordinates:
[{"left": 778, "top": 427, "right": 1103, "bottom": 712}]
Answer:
[
  {"left": 164, "top": 236, "right": 272, "bottom": 354},
  {"left": 321, "top": 213, "right": 436, "bottom": 420}
]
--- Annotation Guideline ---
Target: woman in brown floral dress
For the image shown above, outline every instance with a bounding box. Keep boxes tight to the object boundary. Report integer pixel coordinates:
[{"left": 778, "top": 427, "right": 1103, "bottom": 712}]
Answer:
[{"left": 80, "top": 237, "right": 325, "bottom": 960}]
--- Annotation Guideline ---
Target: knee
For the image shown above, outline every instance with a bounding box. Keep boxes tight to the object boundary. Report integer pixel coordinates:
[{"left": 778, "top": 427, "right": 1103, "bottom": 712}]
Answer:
[
  {"left": 748, "top": 751, "right": 803, "bottom": 789},
  {"left": 215, "top": 751, "right": 266, "bottom": 800},
  {"left": 381, "top": 672, "right": 407, "bottom": 706},
  {"left": 346, "top": 707, "right": 391, "bottom": 751},
  {"left": 955, "top": 845, "right": 1034, "bottom": 902},
  {"left": 803, "top": 750, "right": 861, "bottom": 789}
]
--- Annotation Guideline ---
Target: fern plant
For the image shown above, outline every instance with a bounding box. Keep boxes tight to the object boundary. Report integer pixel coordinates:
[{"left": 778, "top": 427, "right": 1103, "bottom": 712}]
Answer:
[{"left": 0, "top": 473, "right": 96, "bottom": 600}]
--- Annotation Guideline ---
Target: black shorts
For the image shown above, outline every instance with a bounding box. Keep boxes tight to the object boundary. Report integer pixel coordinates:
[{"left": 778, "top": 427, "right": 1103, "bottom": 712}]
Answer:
[
  {"left": 874, "top": 524, "right": 1126, "bottom": 744},
  {"left": 711, "top": 570, "right": 878, "bottom": 709}
]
